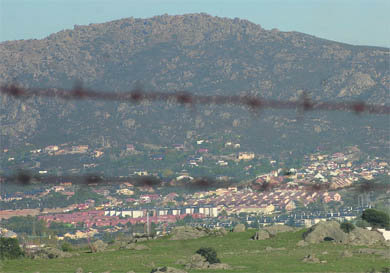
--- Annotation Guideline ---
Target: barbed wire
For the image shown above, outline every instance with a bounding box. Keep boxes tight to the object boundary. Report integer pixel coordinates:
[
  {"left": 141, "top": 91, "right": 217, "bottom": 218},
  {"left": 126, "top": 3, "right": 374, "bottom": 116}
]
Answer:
[
  {"left": 1, "top": 83, "right": 389, "bottom": 114},
  {"left": 1, "top": 172, "right": 389, "bottom": 194}
]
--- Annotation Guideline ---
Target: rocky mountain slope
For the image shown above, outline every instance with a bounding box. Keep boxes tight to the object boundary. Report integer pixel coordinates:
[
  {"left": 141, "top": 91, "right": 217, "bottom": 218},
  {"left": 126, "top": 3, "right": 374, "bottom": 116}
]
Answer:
[{"left": 0, "top": 13, "right": 389, "bottom": 156}]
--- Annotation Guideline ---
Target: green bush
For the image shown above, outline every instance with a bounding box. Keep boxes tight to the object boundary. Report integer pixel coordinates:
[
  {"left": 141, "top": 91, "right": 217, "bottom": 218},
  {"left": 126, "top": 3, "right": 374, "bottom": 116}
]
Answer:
[
  {"left": 340, "top": 222, "right": 355, "bottom": 233},
  {"left": 196, "top": 247, "right": 220, "bottom": 264},
  {"left": 355, "top": 219, "right": 370, "bottom": 228},
  {"left": 0, "top": 238, "right": 24, "bottom": 260},
  {"left": 61, "top": 242, "right": 72, "bottom": 252},
  {"left": 362, "top": 209, "right": 390, "bottom": 229}
]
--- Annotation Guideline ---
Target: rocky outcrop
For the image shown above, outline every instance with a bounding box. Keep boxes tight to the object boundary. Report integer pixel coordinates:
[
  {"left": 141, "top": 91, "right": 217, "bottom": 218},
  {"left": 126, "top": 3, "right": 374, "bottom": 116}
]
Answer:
[
  {"left": 28, "top": 247, "right": 73, "bottom": 259},
  {"left": 302, "top": 254, "right": 327, "bottom": 264},
  {"left": 304, "top": 221, "right": 349, "bottom": 244},
  {"left": 303, "top": 221, "right": 385, "bottom": 246},
  {"left": 251, "top": 225, "right": 295, "bottom": 240},
  {"left": 263, "top": 225, "right": 295, "bottom": 236},
  {"left": 184, "top": 254, "right": 231, "bottom": 270},
  {"left": 169, "top": 226, "right": 226, "bottom": 240}
]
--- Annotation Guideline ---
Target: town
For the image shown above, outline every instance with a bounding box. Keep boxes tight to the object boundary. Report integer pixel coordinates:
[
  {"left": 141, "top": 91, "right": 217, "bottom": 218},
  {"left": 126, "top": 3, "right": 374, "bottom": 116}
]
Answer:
[{"left": 1, "top": 141, "right": 389, "bottom": 241}]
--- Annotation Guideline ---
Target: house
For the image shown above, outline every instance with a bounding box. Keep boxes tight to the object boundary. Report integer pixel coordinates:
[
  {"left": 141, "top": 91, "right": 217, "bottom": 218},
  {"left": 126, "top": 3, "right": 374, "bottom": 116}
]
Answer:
[
  {"left": 126, "top": 144, "right": 135, "bottom": 152},
  {"left": 72, "top": 145, "right": 88, "bottom": 153},
  {"left": 94, "top": 150, "right": 104, "bottom": 158},
  {"left": 134, "top": 171, "right": 149, "bottom": 176},
  {"left": 238, "top": 152, "right": 255, "bottom": 161},
  {"left": 44, "top": 145, "right": 59, "bottom": 152},
  {"left": 217, "top": 160, "right": 228, "bottom": 166},
  {"left": 116, "top": 189, "right": 134, "bottom": 196},
  {"left": 173, "top": 144, "right": 185, "bottom": 151}
]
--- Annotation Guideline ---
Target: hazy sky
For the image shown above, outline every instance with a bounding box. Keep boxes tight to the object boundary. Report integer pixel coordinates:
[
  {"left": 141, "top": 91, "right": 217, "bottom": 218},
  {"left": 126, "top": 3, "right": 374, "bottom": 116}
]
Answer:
[{"left": 1, "top": 0, "right": 389, "bottom": 47}]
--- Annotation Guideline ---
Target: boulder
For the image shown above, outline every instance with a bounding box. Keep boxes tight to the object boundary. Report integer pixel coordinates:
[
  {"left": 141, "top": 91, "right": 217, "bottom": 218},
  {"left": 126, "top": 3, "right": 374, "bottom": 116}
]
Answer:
[
  {"left": 92, "top": 240, "right": 107, "bottom": 252},
  {"left": 184, "top": 254, "right": 231, "bottom": 270},
  {"left": 185, "top": 254, "right": 209, "bottom": 270},
  {"left": 150, "top": 266, "right": 187, "bottom": 273},
  {"left": 302, "top": 254, "right": 320, "bottom": 263},
  {"left": 208, "top": 227, "right": 228, "bottom": 236},
  {"left": 75, "top": 268, "right": 83, "bottom": 273},
  {"left": 251, "top": 230, "right": 270, "bottom": 240},
  {"left": 233, "top": 224, "right": 246, "bottom": 232},
  {"left": 341, "top": 250, "right": 353, "bottom": 257},
  {"left": 169, "top": 226, "right": 208, "bottom": 240},
  {"left": 263, "top": 225, "right": 295, "bottom": 236}
]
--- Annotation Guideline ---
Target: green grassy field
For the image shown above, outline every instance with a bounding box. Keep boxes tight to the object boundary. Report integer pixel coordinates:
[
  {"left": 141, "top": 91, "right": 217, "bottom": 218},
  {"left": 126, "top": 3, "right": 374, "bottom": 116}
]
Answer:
[{"left": 2, "top": 229, "right": 389, "bottom": 273}]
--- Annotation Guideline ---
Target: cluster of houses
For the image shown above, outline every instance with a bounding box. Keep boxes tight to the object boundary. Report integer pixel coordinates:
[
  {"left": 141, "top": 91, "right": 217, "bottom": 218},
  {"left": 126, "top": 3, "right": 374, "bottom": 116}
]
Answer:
[
  {"left": 37, "top": 205, "right": 218, "bottom": 231},
  {"left": 184, "top": 187, "right": 341, "bottom": 215}
]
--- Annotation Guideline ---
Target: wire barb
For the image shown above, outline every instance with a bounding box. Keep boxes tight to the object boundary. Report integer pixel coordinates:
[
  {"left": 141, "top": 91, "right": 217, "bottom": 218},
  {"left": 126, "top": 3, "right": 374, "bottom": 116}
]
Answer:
[{"left": 1, "top": 83, "right": 389, "bottom": 115}]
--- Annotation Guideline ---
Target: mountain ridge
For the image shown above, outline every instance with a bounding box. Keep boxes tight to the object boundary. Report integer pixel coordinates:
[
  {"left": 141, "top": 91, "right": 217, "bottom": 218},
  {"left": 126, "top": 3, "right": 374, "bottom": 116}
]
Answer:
[{"left": 0, "top": 13, "right": 389, "bottom": 159}]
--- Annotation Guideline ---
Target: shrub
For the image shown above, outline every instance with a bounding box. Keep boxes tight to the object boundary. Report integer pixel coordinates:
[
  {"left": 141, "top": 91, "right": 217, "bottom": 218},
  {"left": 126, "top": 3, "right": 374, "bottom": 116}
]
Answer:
[
  {"left": 196, "top": 247, "right": 220, "bottom": 264},
  {"left": 0, "top": 238, "right": 24, "bottom": 260},
  {"left": 362, "top": 209, "right": 390, "bottom": 229},
  {"left": 355, "top": 219, "right": 370, "bottom": 228},
  {"left": 61, "top": 242, "right": 72, "bottom": 252},
  {"left": 340, "top": 222, "right": 355, "bottom": 233}
]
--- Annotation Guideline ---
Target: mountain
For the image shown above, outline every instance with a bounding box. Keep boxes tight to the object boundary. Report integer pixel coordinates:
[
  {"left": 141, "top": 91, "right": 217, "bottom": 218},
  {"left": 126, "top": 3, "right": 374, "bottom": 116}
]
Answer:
[{"left": 1, "top": 14, "right": 389, "bottom": 164}]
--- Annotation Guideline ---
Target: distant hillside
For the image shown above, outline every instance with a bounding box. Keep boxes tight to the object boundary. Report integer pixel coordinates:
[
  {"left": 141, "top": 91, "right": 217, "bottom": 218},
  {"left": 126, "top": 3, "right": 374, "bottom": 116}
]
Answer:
[{"left": 0, "top": 14, "right": 389, "bottom": 157}]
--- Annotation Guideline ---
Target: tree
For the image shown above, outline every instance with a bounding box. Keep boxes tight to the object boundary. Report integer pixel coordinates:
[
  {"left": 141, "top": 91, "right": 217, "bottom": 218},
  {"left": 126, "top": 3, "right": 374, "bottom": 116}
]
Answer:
[
  {"left": 0, "top": 238, "right": 24, "bottom": 260},
  {"left": 340, "top": 222, "right": 355, "bottom": 233},
  {"left": 362, "top": 209, "right": 390, "bottom": 229},
  {"left": 196, "top": 247, "right": 220, "bottom": 264}
]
